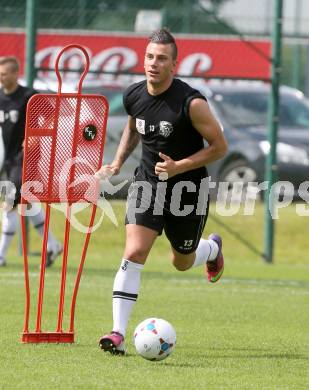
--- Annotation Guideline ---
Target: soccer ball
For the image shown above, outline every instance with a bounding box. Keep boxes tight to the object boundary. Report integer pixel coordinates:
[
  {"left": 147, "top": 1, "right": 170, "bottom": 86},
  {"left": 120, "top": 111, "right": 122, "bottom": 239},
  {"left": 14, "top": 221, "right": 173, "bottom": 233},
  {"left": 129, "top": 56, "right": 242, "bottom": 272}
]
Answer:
[{"left": 133, "top": 318, "right": 176, "bottom": 361}]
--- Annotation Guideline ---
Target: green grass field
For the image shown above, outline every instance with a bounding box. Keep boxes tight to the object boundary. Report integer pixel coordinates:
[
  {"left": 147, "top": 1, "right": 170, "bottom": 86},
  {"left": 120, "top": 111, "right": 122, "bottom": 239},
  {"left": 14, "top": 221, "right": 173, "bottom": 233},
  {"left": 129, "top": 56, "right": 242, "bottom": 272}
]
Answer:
[{"left": 0, "top": 201, "right": 308, "bottom": 389}]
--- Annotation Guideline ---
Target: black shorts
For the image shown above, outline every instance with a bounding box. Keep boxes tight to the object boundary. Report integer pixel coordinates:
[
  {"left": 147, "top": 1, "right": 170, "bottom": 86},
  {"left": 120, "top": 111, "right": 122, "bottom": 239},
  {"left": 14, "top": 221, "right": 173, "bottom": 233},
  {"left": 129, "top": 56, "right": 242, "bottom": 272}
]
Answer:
[{"left": 125, "top": 177, "right": 210, "bottom": 254}]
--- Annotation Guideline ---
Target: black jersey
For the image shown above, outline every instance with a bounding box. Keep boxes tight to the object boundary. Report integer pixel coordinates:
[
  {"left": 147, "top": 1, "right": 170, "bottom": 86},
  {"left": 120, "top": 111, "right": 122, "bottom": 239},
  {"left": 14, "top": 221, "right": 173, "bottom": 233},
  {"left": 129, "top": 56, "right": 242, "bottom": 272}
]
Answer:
[
  {"left": 123, "top": 78, "right": 208, "bottom": 184},
  {"left": 0, "top": 85, "right": 35, "bottom": 166}
]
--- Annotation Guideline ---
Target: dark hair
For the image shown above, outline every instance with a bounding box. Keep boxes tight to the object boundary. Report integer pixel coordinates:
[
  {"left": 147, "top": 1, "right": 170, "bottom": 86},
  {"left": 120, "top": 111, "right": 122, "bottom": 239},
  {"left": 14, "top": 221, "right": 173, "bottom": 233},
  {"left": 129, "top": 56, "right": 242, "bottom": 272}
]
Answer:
[
  {"left": 0, "top": 56, "right": 19, "bottom": 72},
  {"left": 148, "top": 28, "right": 178, "bottom": 60}
]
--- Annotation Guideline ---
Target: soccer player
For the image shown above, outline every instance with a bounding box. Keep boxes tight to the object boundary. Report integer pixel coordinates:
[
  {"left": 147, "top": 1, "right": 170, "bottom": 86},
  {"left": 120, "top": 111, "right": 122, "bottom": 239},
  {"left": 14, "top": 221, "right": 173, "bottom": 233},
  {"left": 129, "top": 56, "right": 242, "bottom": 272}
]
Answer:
[
  {"left": 0, "top": 56, "right": 62, "bottom": 267},
  {"left": 96, "top": 29, "right": 228, "bottom": 354}
]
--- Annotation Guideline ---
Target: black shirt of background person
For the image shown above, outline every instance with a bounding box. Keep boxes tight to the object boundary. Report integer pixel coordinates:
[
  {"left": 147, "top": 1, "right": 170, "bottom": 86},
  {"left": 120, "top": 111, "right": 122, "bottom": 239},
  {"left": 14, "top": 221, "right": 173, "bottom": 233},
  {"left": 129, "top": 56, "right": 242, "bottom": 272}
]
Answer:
[{"left": 0, "top": 85, "right": 36, "bottom": 168}]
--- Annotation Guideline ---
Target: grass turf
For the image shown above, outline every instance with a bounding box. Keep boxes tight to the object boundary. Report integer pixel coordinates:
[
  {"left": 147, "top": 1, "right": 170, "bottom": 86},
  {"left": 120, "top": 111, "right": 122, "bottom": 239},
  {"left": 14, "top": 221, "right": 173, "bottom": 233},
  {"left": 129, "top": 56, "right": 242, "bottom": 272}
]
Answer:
[{"left": 0, "top": 201, "right": 308, "bottom": 389}]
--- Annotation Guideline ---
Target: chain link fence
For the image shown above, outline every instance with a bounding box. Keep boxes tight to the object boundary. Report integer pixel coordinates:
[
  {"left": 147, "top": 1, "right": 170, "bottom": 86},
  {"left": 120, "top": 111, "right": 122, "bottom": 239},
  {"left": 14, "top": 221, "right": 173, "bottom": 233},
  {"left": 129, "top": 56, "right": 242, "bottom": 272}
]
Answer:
[
  {"left": 0, "top": 0, "right": 308, "bottom": 91},
  {"left": 0, "top": 1, "right": 270, "bottom": 85},
  {"left": 1, "top": 0, "right": 308, "bottom": 262},
  {"left": 0, "top": 0, "right": 256, "bottom": 33}
]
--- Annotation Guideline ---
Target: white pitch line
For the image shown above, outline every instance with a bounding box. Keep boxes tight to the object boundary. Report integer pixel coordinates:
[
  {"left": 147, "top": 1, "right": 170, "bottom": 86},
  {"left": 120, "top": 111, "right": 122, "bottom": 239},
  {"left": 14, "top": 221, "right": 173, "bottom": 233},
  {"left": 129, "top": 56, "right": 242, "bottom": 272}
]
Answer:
[
  {"left": 1, "top": 271, "right": 308, "bottom": 285},
  {"left": 168, "top": 276, "right": 309, "bottom": 288}
]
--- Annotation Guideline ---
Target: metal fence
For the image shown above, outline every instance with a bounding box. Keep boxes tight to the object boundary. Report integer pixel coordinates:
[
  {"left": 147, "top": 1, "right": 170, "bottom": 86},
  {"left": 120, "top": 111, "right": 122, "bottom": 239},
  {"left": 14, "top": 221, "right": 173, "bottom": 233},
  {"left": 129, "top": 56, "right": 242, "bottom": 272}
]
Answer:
[
  {"left": 0, "top": 1, "right": 303, "bottom": 262},
  {"left": 0, "top": 0, "right": 308, "bottom": 93},
  {"left": 0, "top": 0, "right": 268, "bottom": 33}
]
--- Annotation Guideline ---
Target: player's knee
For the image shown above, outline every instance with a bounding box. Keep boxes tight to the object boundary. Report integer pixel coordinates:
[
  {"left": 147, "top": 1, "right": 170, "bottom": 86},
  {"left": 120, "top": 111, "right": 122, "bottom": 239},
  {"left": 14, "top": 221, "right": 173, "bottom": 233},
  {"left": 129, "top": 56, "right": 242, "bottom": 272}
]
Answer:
[
  {"left": 171, "top": 254, "right": 191, "bottom": 272},
  {"left": 125, "top": 247, "right": 149, "bottom": 263},
  {"left": 171, "top": 248, "right": 196, "bottom": 271},
  {"left": 173, "top": 262, "right": 190, "bottom": 271}
]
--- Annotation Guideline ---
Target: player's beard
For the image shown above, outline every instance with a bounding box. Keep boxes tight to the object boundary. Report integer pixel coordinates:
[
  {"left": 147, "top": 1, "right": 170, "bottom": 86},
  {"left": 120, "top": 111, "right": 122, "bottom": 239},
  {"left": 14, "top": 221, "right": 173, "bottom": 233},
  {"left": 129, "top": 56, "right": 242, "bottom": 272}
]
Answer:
[{"left": 146, "top": 71, "right": 173, "bottom": 89}]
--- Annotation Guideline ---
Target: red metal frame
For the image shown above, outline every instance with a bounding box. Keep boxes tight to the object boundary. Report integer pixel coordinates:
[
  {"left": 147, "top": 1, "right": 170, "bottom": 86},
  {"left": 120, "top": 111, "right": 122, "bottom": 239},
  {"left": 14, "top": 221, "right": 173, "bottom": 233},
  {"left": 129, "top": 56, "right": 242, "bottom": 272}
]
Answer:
[{"left": 21, "top": 44, "right": 108, "bottom": 343}]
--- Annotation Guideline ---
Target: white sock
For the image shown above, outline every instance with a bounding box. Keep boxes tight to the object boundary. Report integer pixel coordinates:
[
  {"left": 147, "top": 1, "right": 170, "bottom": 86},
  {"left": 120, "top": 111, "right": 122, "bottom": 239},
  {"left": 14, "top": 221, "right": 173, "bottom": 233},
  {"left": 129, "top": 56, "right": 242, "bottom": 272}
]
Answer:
[
  {"left": 191, "top": 238, "right": 219, "bottom": 268},
  {"left": 0, "top": 209, "right": 18, "bottom": 261},
  {"left": 28, "top": 204, "right": 59, "bottom": 251},
  {"left": 112, "top": 258, "right": 144, "bottom": 337}
]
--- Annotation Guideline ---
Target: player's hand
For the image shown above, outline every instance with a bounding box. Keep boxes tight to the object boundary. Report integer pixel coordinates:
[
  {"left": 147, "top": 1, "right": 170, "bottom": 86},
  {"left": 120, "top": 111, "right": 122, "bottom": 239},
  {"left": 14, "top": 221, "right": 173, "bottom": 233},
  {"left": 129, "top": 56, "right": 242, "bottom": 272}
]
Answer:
[
  {"left": 94, "top": 163, "right": 120, "bottom": 179},
  {"left": 155, "top": 152, "right": 180, "bottom": 180}
]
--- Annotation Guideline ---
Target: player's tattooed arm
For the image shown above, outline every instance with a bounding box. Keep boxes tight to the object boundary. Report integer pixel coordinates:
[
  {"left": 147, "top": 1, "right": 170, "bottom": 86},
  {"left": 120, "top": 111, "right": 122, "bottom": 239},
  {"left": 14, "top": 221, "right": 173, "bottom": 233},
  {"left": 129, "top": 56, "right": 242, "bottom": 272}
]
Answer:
[
  {"left": 113, "top": 116, "right": 140, "bottom": 170},
  {"left": 95, "top": 116, "right": 139, "bottom": 178}
]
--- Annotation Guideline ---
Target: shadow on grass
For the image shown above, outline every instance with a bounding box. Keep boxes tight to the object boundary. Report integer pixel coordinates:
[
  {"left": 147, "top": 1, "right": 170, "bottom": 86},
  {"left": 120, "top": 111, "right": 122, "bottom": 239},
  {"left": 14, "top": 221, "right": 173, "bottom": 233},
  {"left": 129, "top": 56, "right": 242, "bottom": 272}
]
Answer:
[
  {"left": 210, "top": 352, "right": 309, "bottom": 360},
  {"left": 163, "top": 361, "right": 199, "bottom": 368},
  {"left": 165, "top": 349, "right": 309, "bottom": 368},
  {"left": 187, "top": 347, "right": 309, "bottom": 361}
]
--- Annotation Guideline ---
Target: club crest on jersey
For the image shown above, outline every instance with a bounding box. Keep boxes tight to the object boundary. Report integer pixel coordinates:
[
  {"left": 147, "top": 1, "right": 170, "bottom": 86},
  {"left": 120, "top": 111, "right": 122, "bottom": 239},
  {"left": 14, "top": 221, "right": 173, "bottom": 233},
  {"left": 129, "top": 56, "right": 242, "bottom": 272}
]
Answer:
[
  {"left": 10, "top": 110, "right": 19, "bottom": 123},
  {"left": 136, "top": 118, "right": 145, "bottom": 134},
  {"left": 159, "top": 121, "right": 173, "bottom": 137}
]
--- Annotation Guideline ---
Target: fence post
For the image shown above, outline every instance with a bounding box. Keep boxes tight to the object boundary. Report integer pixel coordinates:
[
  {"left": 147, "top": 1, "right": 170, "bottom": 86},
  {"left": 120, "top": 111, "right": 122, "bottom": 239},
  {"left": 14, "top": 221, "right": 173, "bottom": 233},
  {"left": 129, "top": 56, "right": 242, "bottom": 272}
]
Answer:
[
  {"left": 292, "top": 0, "right": 302, "bottom": 90},
  {"left": 264, "top": 0, "right": 283, "bottom": 263},
  {"left": 25, "top": 0, "right": 37, "bottom": 87}
]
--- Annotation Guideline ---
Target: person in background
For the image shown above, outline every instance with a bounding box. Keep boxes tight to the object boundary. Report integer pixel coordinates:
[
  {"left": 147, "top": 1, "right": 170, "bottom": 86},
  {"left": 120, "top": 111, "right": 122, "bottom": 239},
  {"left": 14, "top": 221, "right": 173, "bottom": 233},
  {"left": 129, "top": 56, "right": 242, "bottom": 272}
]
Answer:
[{"left": 0, "top": 56, "right": 62, "bottom": 267}]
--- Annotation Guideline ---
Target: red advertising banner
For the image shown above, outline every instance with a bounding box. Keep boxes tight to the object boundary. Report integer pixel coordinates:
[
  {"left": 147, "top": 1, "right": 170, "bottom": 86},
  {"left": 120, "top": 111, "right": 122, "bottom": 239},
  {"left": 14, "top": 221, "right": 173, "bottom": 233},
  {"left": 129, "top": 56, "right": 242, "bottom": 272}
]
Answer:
[{"left": 0, "top": 30, "right": 271, "bottom": 82}]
